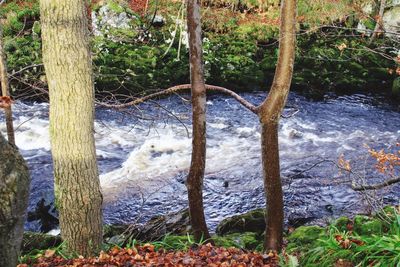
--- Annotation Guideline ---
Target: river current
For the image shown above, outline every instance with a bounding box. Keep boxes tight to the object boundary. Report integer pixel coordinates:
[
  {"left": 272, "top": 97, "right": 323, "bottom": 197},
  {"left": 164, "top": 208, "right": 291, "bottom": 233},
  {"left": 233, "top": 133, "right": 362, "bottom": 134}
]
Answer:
[{"left": 1, "top": 91, "right": 399, "bottom": 232}]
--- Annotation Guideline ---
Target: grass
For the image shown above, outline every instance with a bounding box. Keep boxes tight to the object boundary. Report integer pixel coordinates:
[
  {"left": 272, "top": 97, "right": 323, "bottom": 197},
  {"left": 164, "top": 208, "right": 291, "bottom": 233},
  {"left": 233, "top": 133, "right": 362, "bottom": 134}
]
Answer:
[{"left": 298, "top": 208, "right": 400, "bottom": 266}]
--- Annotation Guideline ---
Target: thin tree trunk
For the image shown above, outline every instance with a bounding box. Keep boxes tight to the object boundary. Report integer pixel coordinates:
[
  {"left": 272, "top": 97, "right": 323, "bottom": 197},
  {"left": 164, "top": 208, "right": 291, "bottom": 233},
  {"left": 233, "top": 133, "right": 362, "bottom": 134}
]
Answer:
[
  {"left": 40, "top": 0, "right": 103, "bottom": 256},
  {"left": 369, "top": 0, "right": 386, "bottom": 44},
  {"left": 0, "top": 24, "right": 15, "bottom": 145},
  {"left": 257, "top": 0, "right": 296, "bottom": 252},
  {"left": 0, "top": 133, "right": 30, "bottom": 267},
  {"left": 186, "top": 0, "right": 212, "bottom": 243}
]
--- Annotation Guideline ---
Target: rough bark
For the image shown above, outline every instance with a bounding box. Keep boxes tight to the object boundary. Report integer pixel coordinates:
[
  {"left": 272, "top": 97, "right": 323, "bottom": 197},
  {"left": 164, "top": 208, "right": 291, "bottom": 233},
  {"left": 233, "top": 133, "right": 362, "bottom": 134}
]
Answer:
[
  {"left": 40, "top": 0, "right": 103, "bottom": 256},
  {"left": 186, "top": 0, "right": 212, "bottom": 243},
  {"left": 0, "top": 133, "right": 30, "bottom": 267},
  {"left": 369, "top": 0, "right": 386, "bottom": 44},
  {"left": 257, "top": 0, "right": 296, "bottom": 251},
  {"left": 0, "top": 24, "right": 15, "bottom": 145}
]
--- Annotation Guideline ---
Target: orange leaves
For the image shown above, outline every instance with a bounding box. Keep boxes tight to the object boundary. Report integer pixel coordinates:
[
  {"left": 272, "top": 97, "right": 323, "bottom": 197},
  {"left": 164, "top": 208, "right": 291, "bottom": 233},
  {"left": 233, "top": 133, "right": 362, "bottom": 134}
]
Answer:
[
  {"left": 27, "top": 243, "right": 280, "bottom": 266},
  {"left": 338, "top": 154, "right": 351, "bottom": 172},
  {"left": 366, "top": 144, "right": 400, "bottom": 176},
  {"left": 0, "top": 96, "right": 12, "bottom": 108},
  {"left": 334, "top": 234, "right": 364, "bottom": 249}
]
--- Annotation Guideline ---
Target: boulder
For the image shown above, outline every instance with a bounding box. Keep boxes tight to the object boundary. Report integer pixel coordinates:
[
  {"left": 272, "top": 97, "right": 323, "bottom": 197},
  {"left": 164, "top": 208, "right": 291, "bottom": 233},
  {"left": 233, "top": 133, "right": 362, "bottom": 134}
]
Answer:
[
  {"left": 21, "top": 232, "right": 62, "bottom": 254},
  {"left": 105, "top": 208, "right": 191, "bottom": 245},
  {"left": 216, "top": 209, "right": 265, "bottom": 236}
]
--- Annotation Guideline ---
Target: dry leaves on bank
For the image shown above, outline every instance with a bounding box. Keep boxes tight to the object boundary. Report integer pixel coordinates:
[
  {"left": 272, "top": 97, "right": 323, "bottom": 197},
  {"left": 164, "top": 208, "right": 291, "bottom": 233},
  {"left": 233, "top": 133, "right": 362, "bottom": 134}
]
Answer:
[{"left": 20, "top": 243, "right": 279, "bottom": 267}]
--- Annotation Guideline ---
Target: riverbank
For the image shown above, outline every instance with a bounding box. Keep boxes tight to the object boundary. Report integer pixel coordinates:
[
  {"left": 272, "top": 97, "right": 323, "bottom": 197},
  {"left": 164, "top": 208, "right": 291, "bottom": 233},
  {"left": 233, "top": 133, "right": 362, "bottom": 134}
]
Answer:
[
  {"left": 1, "top": 0, "right": 399, "bottom": 100},
  {"left": 20, "top": 205, "right": 400, "bottom": 266}
]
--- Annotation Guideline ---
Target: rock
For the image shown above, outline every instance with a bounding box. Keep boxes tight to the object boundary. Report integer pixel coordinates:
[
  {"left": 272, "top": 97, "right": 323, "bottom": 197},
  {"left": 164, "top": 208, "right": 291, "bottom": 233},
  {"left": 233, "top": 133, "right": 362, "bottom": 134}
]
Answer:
[
  {"left": 213, "top": 232, "right": 262, "bottom": 250},
  {"left": 353, "top": 215, "right": 383, "bottom": 235},
  {"left": 91, "top": 1, "right": 134, "bottom": 37},
  {"left": 105, "top": 209, "right": 191, "bottom": 244},
  {"left": 21, "top": 232, "right": 62, "bottom": 254},
  {"left": 383, "top": 6, "right": 400, "bottom": 39},
  {"left": 286, "top": 226, "right": 325, "bottom": 250},
  {"left": 27, "top": 198, "right": 59, "bottom": 233},
  {"left": 216, "top": 209, "right": 265, "bottom": 236},
  {"left": 151, "top": 15, "right": 165, "bottom": 27}
]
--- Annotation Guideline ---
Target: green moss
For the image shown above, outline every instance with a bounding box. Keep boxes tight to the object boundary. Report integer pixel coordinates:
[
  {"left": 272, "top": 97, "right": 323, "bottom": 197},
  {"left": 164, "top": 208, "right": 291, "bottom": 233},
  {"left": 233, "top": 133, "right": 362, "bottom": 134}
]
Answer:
[
  {"left": 333, "top": 216, "right": 351, "bottom": 232},
  {"left": 213, "top": 232, "right": 262, "bottom": 250},
  {"left": 392, "top": 77, "right": 400, "bottom": 96},
  {"left": 286, "top": 226, "right": 325, "bottom": 251},
  {"left": 32, "top": 21, "right": 41, "bottom": 36},
  {"left": 216, "top": 209, "right": 265, "bottom": 235},
  {"left": 353, "top": 215, "right": 383, "bottom": 235}
]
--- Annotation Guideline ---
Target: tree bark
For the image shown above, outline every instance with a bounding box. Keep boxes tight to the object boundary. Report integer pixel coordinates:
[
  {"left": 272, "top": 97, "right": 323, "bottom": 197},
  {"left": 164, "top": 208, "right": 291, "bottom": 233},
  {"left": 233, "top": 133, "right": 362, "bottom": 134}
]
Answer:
[
  {"left": 40, "top": 0, "right": 103, "bottom": 256},
  {"left": 0, "top": 133, "right": 30, "bottom": 267},
  {"left": 257, "top": 0, "right": 296, "bottom": 251},
  {"left": 0, "top": 24, "right": 15, "bottom": 145},
  {"left": 369, "top": 0, "right": 386, "bottom": 44},
  {"left": 186, "top": 0, "right": 212, "bottom": 243}
]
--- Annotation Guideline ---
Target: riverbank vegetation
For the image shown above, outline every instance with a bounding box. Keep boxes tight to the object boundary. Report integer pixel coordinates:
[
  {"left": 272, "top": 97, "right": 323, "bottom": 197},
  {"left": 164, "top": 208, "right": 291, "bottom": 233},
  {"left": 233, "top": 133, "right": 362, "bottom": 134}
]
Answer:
[
  {"left": 1, "top": 0, "right": 399, "bottom": 99},
  {"left": 18, "top": 205, "right": 400, "bottom": 266}
]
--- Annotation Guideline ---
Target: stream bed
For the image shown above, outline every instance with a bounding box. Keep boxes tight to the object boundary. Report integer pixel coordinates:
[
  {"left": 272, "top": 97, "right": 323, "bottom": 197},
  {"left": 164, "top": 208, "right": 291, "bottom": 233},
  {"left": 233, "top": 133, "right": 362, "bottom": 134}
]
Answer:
[{"left": 1, "top": 91, "right": 399, "bottom": 232}]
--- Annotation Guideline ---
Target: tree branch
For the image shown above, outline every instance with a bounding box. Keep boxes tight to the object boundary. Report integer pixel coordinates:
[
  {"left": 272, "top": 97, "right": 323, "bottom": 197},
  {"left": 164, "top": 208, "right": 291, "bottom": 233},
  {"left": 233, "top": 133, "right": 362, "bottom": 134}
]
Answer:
[
  {"left": 352, "top": 176, "right": 400, "bottom": 191},
  {"left": 96, "top": 84, "right": 258, "bottom": 114}
]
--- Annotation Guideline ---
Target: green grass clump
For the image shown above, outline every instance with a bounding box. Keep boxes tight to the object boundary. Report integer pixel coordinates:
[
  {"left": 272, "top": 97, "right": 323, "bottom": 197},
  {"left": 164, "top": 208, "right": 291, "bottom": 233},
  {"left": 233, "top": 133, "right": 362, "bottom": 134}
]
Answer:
[{"left": 297, "top": 208, "right": 400, "bottom": 266}]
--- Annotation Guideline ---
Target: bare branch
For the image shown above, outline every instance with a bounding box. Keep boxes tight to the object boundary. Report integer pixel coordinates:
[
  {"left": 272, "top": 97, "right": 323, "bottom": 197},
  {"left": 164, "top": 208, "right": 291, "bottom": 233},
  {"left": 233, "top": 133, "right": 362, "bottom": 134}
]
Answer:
[
  {"left": 352, "top": 176, "right": 400, "bottom": 191},
  {"left": 96, "top": 84, "right": 258, "bottom": 114},
  {"left": 9, "top": 64, "right": 44, "bottom": 77}
]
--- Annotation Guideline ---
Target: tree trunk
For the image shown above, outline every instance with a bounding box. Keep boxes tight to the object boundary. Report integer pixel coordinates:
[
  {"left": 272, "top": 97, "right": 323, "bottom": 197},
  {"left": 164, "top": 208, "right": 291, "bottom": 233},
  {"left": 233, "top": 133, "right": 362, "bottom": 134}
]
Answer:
[
  {"left": 257, "top": 0, "right": 296, "bottom": 252},
  {"left": 40, "top": 0, "right": 103, "bottom": 256},
  {"left": 369, "top": 0, "right": 386, "bottom": 44},
  {"left": 0, "top": 133, "right": 30, "bottom": 267},
  {"left": 0, "top": 24, "right": 15, "bottom": 146},
  {"left": 186, "top": 0, "right": 212, "bottom": 243}
]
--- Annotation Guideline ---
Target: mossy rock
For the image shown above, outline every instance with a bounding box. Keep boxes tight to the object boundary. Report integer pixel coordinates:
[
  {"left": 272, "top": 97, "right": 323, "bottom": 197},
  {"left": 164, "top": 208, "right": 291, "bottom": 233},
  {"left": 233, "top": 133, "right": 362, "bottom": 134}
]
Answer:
[
  {"left": 286, "top": 226, "right": 325, "bottom": 251},
  {"left": 213, "top": 232, "right": 262, "bottom": 250},
  {"left": 353, "top": 215, "right": 383, "bottom": 235},
  {"left": 22, "top": 232, "right": 62, "bottom": 254},
  {"left": 333, "top": 216, "right": 351, "bottom": 232},
  {"left": 216, "top": 209, "right": 266, "bottom": 235},
  {"left": 392, "top": 77, "right": 400, "bottom": 96}
]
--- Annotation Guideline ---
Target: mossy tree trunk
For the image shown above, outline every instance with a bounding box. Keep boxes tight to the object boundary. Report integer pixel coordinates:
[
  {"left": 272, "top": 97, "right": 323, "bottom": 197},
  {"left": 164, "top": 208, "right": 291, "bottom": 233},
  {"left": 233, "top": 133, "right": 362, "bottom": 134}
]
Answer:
[
  {"left": 0, "top": 133, "right": 30, "bottom": 267},
  {"left": 186, "top": 0, "right": 212, "bottom": 243},
  {"left": 0, "top": 23, "right": 15, "bottom": 145},
  {"left": 257, "top": 0, "right": 296, "bottom": 251},
  {"left": 40, "top": 0, "right": 103, "bottom": 256}
]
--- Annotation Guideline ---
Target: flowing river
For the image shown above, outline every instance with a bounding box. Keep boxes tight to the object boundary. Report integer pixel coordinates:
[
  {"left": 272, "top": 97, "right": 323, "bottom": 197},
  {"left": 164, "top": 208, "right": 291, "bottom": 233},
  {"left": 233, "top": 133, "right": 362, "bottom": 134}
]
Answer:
[{"left": 1, "top": 91, "right": 399, "bottom": 232}]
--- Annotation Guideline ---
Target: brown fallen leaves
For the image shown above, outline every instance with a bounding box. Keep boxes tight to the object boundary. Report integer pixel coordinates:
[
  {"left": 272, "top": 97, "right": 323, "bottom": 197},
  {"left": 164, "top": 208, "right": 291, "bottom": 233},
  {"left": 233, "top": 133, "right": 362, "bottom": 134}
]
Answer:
[
  {"left": 0, "top": 96, "right": 12, "bottom": 108},
  {"left": 21, "top": 243, "right": 279, "bottom": 267}
]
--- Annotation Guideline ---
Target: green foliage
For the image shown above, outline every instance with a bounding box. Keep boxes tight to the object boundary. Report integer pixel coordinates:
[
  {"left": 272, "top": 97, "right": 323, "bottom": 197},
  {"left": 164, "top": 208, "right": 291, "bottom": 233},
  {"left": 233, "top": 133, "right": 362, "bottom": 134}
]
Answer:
[
  {"left": 214, "top": 232, "right": 262, "bottom": 250},
  {"left": 292, "top": 207, "right": 400, "bottom": 266},
  {"left": 152, "top": 234, "right": 207, "bottom": 251}
]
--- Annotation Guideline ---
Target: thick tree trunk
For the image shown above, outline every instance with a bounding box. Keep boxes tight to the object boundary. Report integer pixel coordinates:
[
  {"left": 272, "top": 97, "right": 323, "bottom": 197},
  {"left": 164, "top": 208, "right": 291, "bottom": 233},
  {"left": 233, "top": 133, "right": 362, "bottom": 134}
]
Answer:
[
  {"left": 0, "top": 133, "right": 30, "bottom": 267},
  {"left": 186, "top": 0, "right": 212, "bottom": 243},
  {"left": 40, "top": 0, "right": 103, "bottom": 256},
  {"left": 0, "top": 24, "right": 15, "bottom": 145},
  {"left": 257, "top": 0, "right": 296, "bottom": 251}
]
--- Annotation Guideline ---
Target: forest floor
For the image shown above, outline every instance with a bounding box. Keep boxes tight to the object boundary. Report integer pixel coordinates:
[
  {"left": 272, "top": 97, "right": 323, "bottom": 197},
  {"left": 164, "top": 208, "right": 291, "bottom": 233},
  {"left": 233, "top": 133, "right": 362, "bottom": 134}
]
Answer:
[{"left": 19, "top": 243, "right": 280, "bottom": 267}]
